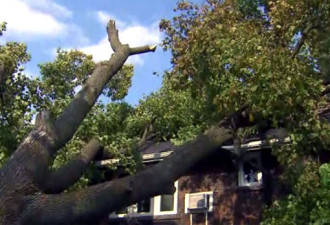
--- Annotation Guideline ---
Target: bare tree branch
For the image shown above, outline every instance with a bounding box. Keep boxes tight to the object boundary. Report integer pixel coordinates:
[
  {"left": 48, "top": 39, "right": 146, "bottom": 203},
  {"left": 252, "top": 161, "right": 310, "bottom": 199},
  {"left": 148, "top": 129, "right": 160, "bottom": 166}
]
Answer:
[
  {"left": 0, "top": 62, "right": 6, "bottom": 84},
  {"left": 107, "top": 20, "right": 122, "bottom": 52},
  {"left": 53, "top": 20, "right": 157, "bottom": 151},
  {"left": 130, "top": 45, "right": 157, "bottom": 56},
  {"left": 0, "top": 19, "right": 157, "bottom": 213},
  {"left": 291, "top": 22, "right": 319, "bottom": 59},
  {"left": 41, "top": 139, "right": 102, "bottom": 194}
]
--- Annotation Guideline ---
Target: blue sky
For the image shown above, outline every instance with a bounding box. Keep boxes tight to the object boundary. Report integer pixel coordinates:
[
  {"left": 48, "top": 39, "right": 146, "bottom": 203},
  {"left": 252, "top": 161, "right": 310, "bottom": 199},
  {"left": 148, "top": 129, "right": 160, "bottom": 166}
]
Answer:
[{"left": 0, "top": 0, "right": 204, "bottom": 105}]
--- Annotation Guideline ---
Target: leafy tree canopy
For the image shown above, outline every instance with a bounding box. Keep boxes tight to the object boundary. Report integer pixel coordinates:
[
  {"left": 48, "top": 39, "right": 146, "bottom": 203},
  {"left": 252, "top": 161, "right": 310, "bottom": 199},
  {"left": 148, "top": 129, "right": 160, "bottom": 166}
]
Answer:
[
  {"left": 0, "top": 0, "right": 330, "bottom": 223},
  {"left": 159, "top": 0, "right": 330, "bottom": 224}
]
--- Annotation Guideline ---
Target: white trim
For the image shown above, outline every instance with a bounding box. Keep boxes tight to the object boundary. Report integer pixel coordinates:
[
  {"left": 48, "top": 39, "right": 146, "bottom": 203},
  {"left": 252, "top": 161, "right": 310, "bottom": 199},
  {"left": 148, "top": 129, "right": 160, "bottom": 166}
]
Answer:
[
  {"left": 109, "top": 180, "right": 178, "bottom": 218},
  {"left": 97, "top": 137, "right": 290, "bottom": 166},
  {"left": 96, "top": 158, "right": 119, "bottom": 166},
  {"left": 153, "top": 181, "right": 179, "bottom": 215},
  {"left": 184, "top": 191, "right": 214, "bottom": 214},
  {"left": 222, "top": 137, "right": 290, "bottom": 151}
]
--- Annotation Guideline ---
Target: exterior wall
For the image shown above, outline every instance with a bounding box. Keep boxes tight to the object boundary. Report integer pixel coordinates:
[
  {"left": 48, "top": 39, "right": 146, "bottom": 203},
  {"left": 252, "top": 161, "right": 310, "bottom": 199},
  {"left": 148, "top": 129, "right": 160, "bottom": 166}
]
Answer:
[
  {"left": 177, "top": 169, "right": 263, "bottom": 225},
  {"left": 107, "top": 150, "right": 275, "bottom": 225}
]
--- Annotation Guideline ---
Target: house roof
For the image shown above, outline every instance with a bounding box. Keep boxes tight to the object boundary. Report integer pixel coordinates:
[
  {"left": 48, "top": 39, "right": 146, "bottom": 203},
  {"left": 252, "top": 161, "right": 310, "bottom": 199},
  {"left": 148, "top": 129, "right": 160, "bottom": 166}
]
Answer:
[{"left": 96, "top": 136, "right": 290, "bottom": 166}]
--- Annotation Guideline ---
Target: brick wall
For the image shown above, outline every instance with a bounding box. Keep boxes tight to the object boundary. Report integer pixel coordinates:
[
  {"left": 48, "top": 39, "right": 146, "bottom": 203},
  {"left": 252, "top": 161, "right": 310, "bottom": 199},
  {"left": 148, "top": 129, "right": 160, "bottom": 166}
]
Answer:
[{"left": 107, "top": 149, "right": 278, "bottom": 225}]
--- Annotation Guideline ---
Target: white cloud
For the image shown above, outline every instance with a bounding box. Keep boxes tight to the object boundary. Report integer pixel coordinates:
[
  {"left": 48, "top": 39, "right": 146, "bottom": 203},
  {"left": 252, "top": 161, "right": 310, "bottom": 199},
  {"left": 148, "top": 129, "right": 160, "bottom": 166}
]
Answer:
[
  {"left": 80, "top": 37, "right": 111, "bottom": 62},
  {"left": 0, "top": 0, "right": 74, "bottom": 38},
  {"left": 96, "top": 11, "right": 125, "bottom": 28},
  {"left": 79, "top": 11, "right": 161, "bottom": 65},
  {"left": 22, "top": 0, "right": 73, "bottom": 19}
]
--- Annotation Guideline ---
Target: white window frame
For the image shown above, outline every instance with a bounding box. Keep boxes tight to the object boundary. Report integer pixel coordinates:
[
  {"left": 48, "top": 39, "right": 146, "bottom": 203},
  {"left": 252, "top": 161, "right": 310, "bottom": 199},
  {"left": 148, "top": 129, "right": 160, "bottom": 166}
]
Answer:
[
  {"left": 238, "top": 152, "right": 263, "bottom": 187},
  {"left": 153, "top": 180, "right": 179, "bottom": 215},
  {"left": 110, "top": 180, "right": 178, "bottom": 218},
  {"left": 184, "top": 191, "right": 214, "bottom": 214}
]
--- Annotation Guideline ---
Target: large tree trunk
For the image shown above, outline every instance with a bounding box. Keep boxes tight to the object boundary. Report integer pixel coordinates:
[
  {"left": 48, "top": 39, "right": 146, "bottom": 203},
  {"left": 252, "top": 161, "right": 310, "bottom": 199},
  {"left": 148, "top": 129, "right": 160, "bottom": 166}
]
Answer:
[{"left": 0, "top": 20, "right": 248, "bottom": 225}]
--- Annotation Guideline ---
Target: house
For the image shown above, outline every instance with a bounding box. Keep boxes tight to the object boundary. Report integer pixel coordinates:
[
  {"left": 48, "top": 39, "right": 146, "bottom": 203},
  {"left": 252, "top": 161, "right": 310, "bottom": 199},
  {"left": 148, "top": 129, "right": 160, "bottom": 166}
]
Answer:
[
  {"left": 93, "top": 104, "right": 330, "bottom": 225},
  {"left": 96, "top": 136, "right": 282, "bottom": 225}
]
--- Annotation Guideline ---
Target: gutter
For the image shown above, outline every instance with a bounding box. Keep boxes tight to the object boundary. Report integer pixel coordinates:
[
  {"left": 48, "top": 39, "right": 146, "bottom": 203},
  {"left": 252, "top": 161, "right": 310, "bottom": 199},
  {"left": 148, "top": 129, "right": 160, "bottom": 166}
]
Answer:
[{"left": 96, "top": 137, "right": 290, "bottom": 166}]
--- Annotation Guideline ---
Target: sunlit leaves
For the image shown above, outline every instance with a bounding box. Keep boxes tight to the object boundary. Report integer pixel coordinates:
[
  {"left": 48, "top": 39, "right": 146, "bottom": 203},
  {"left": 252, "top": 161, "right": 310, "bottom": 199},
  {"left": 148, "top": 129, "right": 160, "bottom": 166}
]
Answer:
[
  {"left": 0, "top": 22, "right": 6, "bottom": 36},
  {"left": 161, "top": 1, "right": 330, "bottom": 223},
  {"left": 0, "top": 28, "right": 40, "bottom": 160},
  {"left": 161, "top": 0, "right": 329, "bottom": 152},
  {"left": 39, "top": 48, "right": 96, "bottom": 102},
  {"left": 262, "top": 163, "right": 330, "bottom": 225},
  {"left": 127, "top": 74, "right": 206, "bottom": 144},
  {"left": 105, "top": 64, "right": 133, "bottom": 101}
]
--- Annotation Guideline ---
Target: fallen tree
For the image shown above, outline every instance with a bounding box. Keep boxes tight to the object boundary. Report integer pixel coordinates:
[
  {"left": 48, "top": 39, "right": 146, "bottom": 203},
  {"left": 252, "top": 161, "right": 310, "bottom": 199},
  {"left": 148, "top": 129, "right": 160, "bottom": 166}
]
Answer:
[
  {"left": 0, "top": 20, "right": 250, "bottom": 225},
  {"left": 1, "top": 0, "right": 330, "bottom": 224}
]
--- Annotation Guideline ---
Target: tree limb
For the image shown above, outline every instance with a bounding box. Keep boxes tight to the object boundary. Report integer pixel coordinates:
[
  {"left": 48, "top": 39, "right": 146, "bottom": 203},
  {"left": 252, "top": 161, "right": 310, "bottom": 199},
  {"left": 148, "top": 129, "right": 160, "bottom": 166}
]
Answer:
[
  {"left": 0, "top": 62, "right": 6, "bottom": 84},
  {"left": 322, "top": 85, "right": 330, "bottom": 96},
  {"left": 22, "top": 131, "right": 231, "bottom": 224},
  {"left": 291, "top": 22, "right": 319, "bottom": 59},
  {"left": 0, "top": 19, "right": 157, "bottom": 206},
  {"left": 41, "top": 139, "right": 102, "bottom": 194},
  {"left": 130, "top": 45, "right": 157, "bottom": 56},
  {"left": 323, "top": 79, "right": 330, "bottom": 86},
  {"left": 53, "top": 19, "right": 156, "bottom": 150},
  {"left": 21, "top": 110, "right": 252, "bottom": 224}
]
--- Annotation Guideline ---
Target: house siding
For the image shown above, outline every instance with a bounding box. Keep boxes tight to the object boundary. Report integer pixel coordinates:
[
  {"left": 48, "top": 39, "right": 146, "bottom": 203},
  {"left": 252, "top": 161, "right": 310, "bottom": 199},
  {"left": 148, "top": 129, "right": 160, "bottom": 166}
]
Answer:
[
  {"left": 106, "top": 149, "right": 278, "bottom": 225},
  {"left": 178, "top": 171, "right": 263, "bottom": 225}
]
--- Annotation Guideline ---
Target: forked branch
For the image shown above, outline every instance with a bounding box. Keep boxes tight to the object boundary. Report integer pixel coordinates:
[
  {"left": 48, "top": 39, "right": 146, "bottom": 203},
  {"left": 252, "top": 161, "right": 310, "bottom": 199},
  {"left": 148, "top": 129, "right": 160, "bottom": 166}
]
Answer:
[
  {"left": 41, "top": 139, "right": 102, "bottom": 194},
  {"left": 291, "top": 22, "right": 319, "bottom": 59},
  {"left": 53, "top": 19, "right": 157, "bottom": 151}
]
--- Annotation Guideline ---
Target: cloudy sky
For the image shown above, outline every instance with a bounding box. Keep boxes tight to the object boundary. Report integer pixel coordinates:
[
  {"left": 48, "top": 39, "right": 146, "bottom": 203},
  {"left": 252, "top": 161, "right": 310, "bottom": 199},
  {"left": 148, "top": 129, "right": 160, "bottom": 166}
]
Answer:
[{"left": 0, "top": 0, "right": 203, "bottom": 105}]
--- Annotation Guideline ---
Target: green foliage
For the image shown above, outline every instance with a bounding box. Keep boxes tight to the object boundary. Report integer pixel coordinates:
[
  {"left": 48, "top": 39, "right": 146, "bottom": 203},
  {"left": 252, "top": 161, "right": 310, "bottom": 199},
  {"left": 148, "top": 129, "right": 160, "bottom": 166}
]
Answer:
[
  {"left": 0, "top": 25, "right": 41, "bottom": 163},
  {"left": 105, "top": 64, "right": 134, "bottom": 101},
  {"left": 38, "top": 49, "right": 137, "bottom": 184},
  {"left": 319, "top": 163, "right": 330, "bottom": 188},
  {"left": 127, "top": 73, "right": 207, "bottom": 145},
  {"left": 262, "top": 163, "right": 330, "bottom": 225},
  {"left": 0, "top": 31, "right": 138, "bottom": 182},
  {"left": 161, "top": 0, "right": 330, "bottom": 223},
  {"left": 39, "top": 48, "right": 96, "bottom": 102},
  {"left": 0, "top": 22, "right": 6, "bottom": 36},
  {"left": 161, "top": 0, "right": 330, "bottom": 155},
  {"left": 0, "top": 2, "right": 329, "bottom": 221}
]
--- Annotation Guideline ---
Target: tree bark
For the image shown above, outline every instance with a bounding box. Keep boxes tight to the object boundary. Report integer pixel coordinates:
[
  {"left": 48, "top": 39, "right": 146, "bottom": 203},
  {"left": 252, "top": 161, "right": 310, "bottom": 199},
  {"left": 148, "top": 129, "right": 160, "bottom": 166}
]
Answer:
[
  {"left": 21, "top": 118, "right": 235, "bottom": 224},
  {"left": 0, "top": 20, "right": 157, "bottom": 225},
  {"left": 0, "top": 19, "right": 246, "bottom": 225},
  {"left": 0, "top": 62, "right": 6, "bottom": 84},
  {"left": 40, "top": 139, "right": 102, "bottom": 194}
]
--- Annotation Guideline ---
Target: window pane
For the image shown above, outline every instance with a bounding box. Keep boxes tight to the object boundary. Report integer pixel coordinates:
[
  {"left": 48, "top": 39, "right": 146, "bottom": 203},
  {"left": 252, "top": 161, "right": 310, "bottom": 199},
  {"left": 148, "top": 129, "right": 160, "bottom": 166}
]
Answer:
[
  {"left": 243, "top": 160, "right": 262, "bottom": 183},
  {"left": 160, "top": 194, "right": 174, "bottom": 211},
  {"left": 137, "top": 199, "right": 151, "bottom": 213}
]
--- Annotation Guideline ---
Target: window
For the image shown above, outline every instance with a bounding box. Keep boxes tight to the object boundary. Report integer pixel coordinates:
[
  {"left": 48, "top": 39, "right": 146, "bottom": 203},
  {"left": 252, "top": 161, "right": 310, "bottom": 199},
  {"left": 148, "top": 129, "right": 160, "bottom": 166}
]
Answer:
[
  {"left": 111, "top": 199, "right": 152, "bottom": 218},
  {"left": 137, "top": 199, "right": 151, "bottom": 213},
  {"left": 238, "top": 152, "right": 263, "bottom": 187},
  {"left": 110, "top": 180, "right": 178, "bottom": 218},
  {"left": 160, "top": 194, "right": 174, "bottom": 211},
  {"left": 153, "top": 181, "right": 178, "bottom": 215}
]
